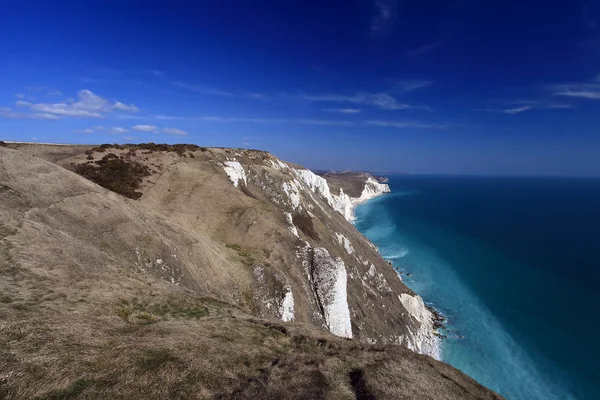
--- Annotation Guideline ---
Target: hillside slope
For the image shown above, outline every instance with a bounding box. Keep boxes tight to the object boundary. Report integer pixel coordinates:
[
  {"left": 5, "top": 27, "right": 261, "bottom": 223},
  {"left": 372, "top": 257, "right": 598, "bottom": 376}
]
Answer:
[{"left": 0, "top": 144, "right": 501, "bottom": 398}]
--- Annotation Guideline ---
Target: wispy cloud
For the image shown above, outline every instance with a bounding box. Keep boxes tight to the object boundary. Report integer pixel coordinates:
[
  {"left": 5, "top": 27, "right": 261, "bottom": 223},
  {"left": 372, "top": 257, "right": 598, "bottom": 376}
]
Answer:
[
  {"left": 482, "top": 104, "right": 537, "bottom": 114},
  {"left": 145, "top": 69, "right": 164, "bottom": 76},
  {"left": 370, "top": 0, "right": 398, "bottom": 37},
  {"left": 321, "top": 108, "right": 361, "bottom": 114},
  {"left": 407, "top": 40, "right": 445, "bottom": 58},
  {"left": 0, "top": 106, "right": 58, "bottom": 120},
  {"left": 171, "top": 80, "right": 234, "bottom": 97},
  {"left": 132, "top": 124, "right": 158, "bottom": 132},
  {"left": 549, "top": 77, "right": 600, "bottom": 99},
  {"left": 196, "top": 115, "right": 450, "bottom": 129},
  {"left": 73, "top": 128, "right": 95, "bottom": 134},
  {"left": 501, "top": 105, "right": 536, "bottom": 114},
  {"left": 15, "top": 93, "right": 25, "bottom": 99},
  {"left": 12, "top": 90, "right": 140, "bottom": 119},
  {"left": 151, "top": 114, "right": 187, "bottom": 120},
  {"left": 304, "top": 92, "right": 427, "bottom": 110},
  {"left": 390, "top": 79, "right": 434, "bottom": 94},
  {"left": 545, "top": 104, "right": 577, "bottom": 109},
  {"left": 162, "top": 127, "right": 188, "bottom": 136}
]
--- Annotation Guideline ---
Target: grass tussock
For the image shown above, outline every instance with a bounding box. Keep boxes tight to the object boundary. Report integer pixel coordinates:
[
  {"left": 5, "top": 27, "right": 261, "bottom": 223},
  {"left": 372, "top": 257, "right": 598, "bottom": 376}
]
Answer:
[{"left": 226, "top": 244, "right": 257, "bottom": 267}]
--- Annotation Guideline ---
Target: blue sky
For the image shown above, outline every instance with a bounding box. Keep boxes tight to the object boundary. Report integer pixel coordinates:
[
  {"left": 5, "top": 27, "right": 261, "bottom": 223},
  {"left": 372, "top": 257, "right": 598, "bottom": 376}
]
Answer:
[{"left": 1, "top": 0, "right": 600, "bottom": 175}]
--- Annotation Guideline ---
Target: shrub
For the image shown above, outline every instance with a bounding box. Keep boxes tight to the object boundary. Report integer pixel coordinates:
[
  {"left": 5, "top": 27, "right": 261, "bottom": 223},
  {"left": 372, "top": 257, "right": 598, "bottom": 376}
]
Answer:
[
  {"left": 72, "top": 155, "right": 150, "bottom": 199},
  {"left": 135, "top": 311, "right": 158, "bottom": 324},
  {"left": 115, "top": 305, "right": 132, "bottom": 323}
]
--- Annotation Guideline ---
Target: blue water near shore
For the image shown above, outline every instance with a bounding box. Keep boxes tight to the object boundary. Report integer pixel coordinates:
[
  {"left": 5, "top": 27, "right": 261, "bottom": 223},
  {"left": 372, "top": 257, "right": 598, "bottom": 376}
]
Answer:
[{"left": 354, "top": 175, "right": 600, "bottom": 400}]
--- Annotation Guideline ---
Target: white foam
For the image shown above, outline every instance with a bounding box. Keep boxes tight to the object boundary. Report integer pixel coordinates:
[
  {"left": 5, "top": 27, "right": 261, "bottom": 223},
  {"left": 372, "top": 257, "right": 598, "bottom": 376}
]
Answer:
[{"left": 385, "top": 249, "right": 409, "bottom": 259}]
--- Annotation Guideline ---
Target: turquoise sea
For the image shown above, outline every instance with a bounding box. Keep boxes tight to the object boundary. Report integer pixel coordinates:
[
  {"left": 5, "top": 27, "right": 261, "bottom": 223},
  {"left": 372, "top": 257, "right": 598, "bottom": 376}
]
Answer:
[{"left": 354, "top": 175, "right": 600, "bottom": 400}]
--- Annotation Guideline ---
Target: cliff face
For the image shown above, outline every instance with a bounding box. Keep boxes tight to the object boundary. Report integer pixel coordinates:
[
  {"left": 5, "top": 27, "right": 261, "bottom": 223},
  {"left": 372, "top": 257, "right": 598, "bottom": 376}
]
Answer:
[
  {"left": 0, "top": 144, "right": 502, "bottom": 399},
  {"left": 4, "top": 142, "right": 436, "bottom": 357}
]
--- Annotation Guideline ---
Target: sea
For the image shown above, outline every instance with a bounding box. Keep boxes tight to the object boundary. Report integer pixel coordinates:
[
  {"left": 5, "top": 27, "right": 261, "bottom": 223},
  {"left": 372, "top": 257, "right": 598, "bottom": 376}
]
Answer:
[{"left": 354, "top": 175, "right": 600, "bottom": 400}]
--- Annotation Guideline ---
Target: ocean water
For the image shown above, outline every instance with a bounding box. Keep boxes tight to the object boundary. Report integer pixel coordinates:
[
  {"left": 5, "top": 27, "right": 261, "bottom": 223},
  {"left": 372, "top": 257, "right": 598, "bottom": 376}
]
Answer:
[{"left": 354, "top": 175, "right": 600, "bottom": 400}]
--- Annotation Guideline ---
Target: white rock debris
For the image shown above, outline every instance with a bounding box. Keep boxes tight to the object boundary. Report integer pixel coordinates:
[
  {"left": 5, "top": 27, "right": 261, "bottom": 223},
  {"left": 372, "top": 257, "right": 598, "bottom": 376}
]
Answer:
[
  {"left": 399, "top": 293, "right": 440, "bottom": 360},
  {"left": 312, "top": 248, "right": 352, "bottom": 338},
  {"left": 335, "top": 233, "right": 354, "bottom": 254},
  {"left": 280, "top": 289, "right": 295, "bottom": 322},
  {"left": 223, "top": 160, "right": 247, "bottom": 188},
  {"left": 282, "top": 180, "right": 302, "bottom": 209},
  {"left": 276, "top": 159, "right": 288, "bottom": 170},
  {"left": 284, "top": 212, "right": 299, "bottom": 237}
]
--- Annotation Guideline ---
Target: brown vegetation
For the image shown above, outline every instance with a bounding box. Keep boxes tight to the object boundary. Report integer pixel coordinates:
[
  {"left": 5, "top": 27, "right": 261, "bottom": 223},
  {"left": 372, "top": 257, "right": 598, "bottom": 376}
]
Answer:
[{"left": 72, "top": 155, "right": 151, "bottom": 199}]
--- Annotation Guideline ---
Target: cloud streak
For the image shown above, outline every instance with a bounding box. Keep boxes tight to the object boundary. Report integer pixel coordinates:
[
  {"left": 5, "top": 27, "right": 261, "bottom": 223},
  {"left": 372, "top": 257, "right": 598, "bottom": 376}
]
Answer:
[
  {"left": 549, "top": 76, "right": 600, "bottom": 100},
  {"left": 321, "top": 108, "right": 361, "bottom": 114},
  {"left": 390, "top": 79, "right": 434, "bottom": 94},
  {"left": 303, "top": 91, "right": 427, "bottom": 110},
  {"left": 195, "top": 115, "right": 450, "bottom": 129}
]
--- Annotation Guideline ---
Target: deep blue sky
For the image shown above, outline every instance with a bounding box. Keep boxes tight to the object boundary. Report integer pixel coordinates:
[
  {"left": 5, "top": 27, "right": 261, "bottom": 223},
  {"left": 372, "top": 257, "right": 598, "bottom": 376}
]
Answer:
[{"left": 1, "top": 0, "right": 600, "bottom": 175}]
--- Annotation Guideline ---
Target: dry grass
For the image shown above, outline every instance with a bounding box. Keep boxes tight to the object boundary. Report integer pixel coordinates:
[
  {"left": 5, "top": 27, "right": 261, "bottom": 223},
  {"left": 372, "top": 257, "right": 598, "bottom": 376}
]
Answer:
[{"left": 0, "top": 293, "right": 503, "bottom": 400}]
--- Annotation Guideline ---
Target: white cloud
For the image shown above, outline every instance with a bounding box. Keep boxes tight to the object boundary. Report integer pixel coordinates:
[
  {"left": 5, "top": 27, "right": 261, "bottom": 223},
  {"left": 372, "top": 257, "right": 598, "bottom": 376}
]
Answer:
[
  {"left": 13, "top": 89, "right": 140, "bottom": 118},
  {"left": 162, "top": 127, "right": 188, "bottom": 136},
  {"left": 321, "top": 108, "right": 361, "bottom": 114},
  {"left": 113, "top": 101, "right": 140, "bottom": 112},
  {"left": 74, "top": 128, "right": 95, "bottom": 134},
  {"left": 132, "top": 124, "right": 158, "bottom": 132},
  {"left": 110, "top": 127, "right": 129, "bottom": 134},
  {"left": 15, "top": 93, "right": 25, "bottom": 99},
  {"left": 371, "top": 0, "right": 397, "bottom": 37}
]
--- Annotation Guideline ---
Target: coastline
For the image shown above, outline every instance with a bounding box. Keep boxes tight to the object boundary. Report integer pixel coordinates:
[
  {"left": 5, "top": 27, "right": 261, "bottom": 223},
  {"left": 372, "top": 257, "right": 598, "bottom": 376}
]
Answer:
[{"left": 352, "top": 183, "right": 443, "bottom": 362}]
